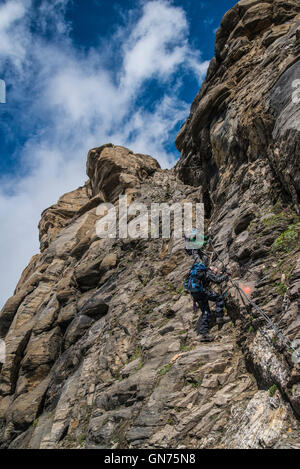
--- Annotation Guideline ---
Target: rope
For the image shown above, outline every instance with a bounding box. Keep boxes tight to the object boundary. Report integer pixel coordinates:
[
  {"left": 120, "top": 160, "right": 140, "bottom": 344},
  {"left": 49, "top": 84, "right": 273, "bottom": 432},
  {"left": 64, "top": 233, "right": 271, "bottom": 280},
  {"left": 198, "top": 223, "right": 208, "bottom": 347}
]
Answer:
[{"left": 207, "top": 236, "right": 300, "bottom": 359}]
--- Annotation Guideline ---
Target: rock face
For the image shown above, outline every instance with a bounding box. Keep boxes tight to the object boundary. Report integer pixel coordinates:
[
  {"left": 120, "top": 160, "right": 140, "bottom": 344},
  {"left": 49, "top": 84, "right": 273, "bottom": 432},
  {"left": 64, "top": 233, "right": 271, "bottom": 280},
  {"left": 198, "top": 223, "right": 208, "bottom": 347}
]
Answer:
[{"left": 0, "top": 2, "right": 300, "bottom": 449}]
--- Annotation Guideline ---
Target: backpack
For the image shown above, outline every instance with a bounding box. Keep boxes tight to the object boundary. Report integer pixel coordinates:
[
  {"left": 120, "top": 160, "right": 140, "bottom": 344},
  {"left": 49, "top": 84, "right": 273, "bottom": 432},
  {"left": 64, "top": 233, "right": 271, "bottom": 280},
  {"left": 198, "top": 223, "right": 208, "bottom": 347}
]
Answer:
[{"left": 184, "top": 263, "right": 207, "bottom": 293}]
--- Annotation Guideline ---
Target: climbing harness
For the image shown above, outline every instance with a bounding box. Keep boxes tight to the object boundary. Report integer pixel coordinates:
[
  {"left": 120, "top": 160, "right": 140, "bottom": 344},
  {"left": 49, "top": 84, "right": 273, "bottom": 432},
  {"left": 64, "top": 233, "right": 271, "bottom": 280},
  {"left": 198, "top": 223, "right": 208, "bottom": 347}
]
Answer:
[{"left": 206, "top": 233, "right": 300, "bottom": 364}]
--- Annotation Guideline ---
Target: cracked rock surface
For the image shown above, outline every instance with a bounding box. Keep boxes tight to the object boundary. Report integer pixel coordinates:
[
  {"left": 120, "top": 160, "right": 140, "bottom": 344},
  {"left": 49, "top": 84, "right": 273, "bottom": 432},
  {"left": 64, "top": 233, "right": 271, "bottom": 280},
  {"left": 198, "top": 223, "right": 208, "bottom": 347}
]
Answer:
[{"left": 0, "top": 1, "right": 300, "bottom": 449}]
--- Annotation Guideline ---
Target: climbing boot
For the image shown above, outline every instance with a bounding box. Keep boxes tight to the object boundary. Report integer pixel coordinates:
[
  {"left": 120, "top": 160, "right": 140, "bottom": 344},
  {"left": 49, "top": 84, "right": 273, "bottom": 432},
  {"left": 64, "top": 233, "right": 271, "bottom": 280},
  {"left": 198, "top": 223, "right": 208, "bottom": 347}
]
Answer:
[
  {"left": 199, "top": 334, "right": 214, "bottom": 342},
  {"left": 216, "top": 316, "right": 231, "bottom": 330}
]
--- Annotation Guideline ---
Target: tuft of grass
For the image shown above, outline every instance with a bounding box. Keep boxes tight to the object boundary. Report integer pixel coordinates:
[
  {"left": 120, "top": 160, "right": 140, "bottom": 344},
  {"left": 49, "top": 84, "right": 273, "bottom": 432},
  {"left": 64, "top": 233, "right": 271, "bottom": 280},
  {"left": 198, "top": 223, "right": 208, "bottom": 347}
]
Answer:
[
  {"left": 78, "top": 433, "right": 87, "bottom": 445},
  {"left": 167, "top": 417, "right": 176, "bottom": 426},
  {"left": 180, "top": 340, "right": 188, "bottom": 352},
  {"left": 179, "top": 340, "right": 194, "bottom": 352},
  {"left": 269, "top": 384, "right": 277, "bottom": 397},
  {"left": 275, "top": 282, "right": 288, "bottom": 296},
  {"left": 158, "top": 363, "right": 172, "bottom": 376},
  {"left": 136, "top": 360, "right": 144, "bottom": 370},
  {"left": 127, "top": 346, "right": 143, "bottom": 364},
  {"left": 140, "top": 277, "right": 150, "bottom": 287},
  {"left": 192, "top": 377, "right": 203, "bottom": 388}
]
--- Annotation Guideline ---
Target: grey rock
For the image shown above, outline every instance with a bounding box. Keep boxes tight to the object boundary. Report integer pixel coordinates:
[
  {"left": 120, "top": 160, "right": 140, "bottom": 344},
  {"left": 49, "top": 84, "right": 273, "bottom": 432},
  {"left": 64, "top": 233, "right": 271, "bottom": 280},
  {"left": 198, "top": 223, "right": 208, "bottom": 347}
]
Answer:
[
  {"left": 63, "top": 315, "right": 94, "bottom": 350},
  {"left": 79, "top": 292, "right": 109, "bottom": 319},
  {"left": 1, "top": 4, "right": 300, "bottom": 451}
]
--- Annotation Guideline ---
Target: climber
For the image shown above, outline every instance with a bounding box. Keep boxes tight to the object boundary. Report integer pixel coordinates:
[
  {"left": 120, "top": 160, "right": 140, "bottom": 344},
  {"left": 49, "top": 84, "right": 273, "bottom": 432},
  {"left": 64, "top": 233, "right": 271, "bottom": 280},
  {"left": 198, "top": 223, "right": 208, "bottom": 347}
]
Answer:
[{"left": 185, "top": 261, "right": 230, "bottom": 342}]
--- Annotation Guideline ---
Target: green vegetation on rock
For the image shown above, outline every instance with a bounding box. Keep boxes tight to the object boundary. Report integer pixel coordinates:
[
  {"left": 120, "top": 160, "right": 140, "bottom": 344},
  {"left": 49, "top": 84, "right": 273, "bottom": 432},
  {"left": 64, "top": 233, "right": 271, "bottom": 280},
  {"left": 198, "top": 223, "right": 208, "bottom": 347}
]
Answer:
[
  {"left": 158, "top": 363, "right": 172, "bottom": 376},
  {"left": 275, "top": 282, "right": 288, "bottom": 296},
  {"left": 272, "top": 222, "right": 300, "bottom": 253},
  {"left": 269, "top": 384, "right": 277, "bottom": 397}
]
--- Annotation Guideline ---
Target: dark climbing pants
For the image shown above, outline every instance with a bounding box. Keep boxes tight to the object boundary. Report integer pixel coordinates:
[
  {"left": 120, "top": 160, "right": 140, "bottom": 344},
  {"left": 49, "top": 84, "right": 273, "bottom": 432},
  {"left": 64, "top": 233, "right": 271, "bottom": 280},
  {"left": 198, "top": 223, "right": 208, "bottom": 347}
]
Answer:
[{"left": 192, "top": 289, "right": 224, "bottom": 335}]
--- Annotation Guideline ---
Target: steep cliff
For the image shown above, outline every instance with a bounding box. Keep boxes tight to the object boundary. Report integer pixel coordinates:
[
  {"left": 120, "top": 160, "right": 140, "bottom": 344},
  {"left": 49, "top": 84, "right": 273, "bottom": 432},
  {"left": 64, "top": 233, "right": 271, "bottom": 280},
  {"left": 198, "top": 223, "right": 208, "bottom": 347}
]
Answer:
[{"left": 0, "top": 0, "right": 300, "bottom": 449}]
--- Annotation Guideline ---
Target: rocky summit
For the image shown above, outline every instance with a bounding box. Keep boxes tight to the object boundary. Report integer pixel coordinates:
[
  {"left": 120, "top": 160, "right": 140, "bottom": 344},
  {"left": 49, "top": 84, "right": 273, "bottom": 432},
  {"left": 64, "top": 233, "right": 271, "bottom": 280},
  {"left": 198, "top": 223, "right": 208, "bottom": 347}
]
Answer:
[{"left": 0, "top": 0, "right": 300, "bottom": 449}]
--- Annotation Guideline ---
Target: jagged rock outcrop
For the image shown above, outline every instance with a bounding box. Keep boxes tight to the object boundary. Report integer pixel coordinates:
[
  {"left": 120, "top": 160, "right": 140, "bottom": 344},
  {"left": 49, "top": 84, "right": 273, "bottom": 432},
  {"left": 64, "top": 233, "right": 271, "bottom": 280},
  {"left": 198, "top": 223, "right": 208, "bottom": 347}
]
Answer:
[
  {"left": 176, "top": 0, "right": 300, "bottom": 211},
  {"left": 175, "top": 0, "right": 300, "bottom": 424},
  {"left": 0, "top": 1, "right": 300, "bottom": 449}
]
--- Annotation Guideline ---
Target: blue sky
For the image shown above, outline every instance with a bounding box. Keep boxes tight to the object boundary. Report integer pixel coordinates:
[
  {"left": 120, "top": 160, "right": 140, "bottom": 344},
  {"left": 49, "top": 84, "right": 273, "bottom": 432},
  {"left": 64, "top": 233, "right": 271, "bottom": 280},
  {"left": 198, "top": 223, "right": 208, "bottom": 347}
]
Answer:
[{"left": 0, "top": 0, "right": 236, "bottom": 307}]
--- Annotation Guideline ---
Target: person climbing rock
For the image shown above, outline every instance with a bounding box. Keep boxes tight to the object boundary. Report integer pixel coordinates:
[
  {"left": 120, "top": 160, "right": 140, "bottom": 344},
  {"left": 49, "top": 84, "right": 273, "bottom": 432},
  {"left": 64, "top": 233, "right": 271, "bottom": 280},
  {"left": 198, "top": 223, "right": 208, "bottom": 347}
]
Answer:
[
  {"left": 185, "top": 262, "right": 230, "bottom": 342},
  {"left": 194, "top": 266, "right": 230, "bottom": 341}
]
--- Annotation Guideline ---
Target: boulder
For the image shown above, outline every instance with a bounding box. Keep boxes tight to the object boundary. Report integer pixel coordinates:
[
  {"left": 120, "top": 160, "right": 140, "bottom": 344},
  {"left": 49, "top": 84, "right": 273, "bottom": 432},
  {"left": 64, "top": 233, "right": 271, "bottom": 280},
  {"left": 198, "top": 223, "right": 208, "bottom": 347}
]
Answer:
[
  {"left": 86, "top": 145, "right": 160, "bottom": 201},
  {"left": 63, "top": 315, "right": 94, "bottom": 350},
  {"left": 100, "top": 253, "right": 117, "bottom": 272},
  {"left": 79, "top": 293, "right": 109, "bottom": 320},
  {"left": 242, "top": 3, "right": 273, "bottom": 36},
  {"left": 5, "top": 376, "right": 50, "bottom": 433},
  {"left": 75, "top": 256, "right": 104, "bottom": 290},
  {"left": 20, "top": 327, "right": 62, "bottom": 373}
]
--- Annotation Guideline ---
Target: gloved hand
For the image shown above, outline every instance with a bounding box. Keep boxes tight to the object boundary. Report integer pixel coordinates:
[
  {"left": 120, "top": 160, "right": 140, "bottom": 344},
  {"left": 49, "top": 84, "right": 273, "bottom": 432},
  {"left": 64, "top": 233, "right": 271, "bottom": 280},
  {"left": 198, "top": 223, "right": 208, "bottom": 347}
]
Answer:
[{"left": 222, "top": 266, "right": 231, "bottom": 276}]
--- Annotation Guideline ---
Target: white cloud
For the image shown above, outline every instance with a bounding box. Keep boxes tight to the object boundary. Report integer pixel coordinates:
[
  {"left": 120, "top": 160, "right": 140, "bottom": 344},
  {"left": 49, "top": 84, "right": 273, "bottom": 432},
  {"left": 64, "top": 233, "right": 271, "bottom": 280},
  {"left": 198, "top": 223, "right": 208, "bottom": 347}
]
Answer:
[
  {"left": 119, "top": 94, "right": 189, "bottom": 167},
  {"left": 121, "top": 1, "right": 188, "bottom": 88},
  {"left": 0, "top": 0, "right": 209, "bottom": 308},
  {"left": 187, "top": 54, "right": 210, "bottom": 83},
  {"left": 0, "top": 0, "right": 29, "bottom": 69}
]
